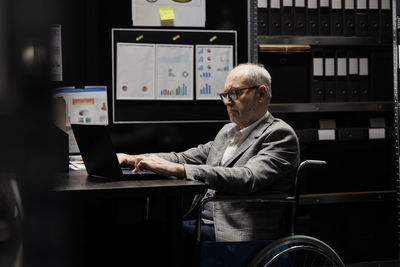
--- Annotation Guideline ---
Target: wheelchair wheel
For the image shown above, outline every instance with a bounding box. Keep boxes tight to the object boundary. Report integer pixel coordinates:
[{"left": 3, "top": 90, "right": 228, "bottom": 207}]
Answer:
[{"left": 247, "top": 235, "right": 345, "bottom": 267}]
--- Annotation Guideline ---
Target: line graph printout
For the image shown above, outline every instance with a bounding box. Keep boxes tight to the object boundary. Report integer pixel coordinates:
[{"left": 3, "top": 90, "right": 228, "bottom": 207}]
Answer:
[
  {"left": 196, "top": 45, "right": 233, "bottom": 100},
  {"left": 156, "top": 44, "right": 194, "bottom": 100},
  {"left": 116, "top": 43, "right": 156, "bottom": 100}
]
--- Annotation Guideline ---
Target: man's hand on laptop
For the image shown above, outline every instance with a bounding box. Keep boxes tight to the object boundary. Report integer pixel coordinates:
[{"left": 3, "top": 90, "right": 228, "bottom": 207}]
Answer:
[
  {"left": 117, "top": 153, "right": 186, "bottom": 178},
  {"left": 117, "top": 153, "right": 140, "bottom": 168},
  {"left": 135, "top": 155, "right": 186, "bottom": 178}
]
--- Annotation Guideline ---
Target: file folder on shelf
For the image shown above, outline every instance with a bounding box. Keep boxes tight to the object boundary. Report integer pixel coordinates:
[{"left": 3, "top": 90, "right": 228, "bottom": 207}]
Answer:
[
  {"left": 294, "top": 0, "right": 307, "bottom": 34},
  {"left": 257, "top": 0, "right": 269, "bottom": 35},
  {"left": 380, "top": 0, "right": 392, "bottom": 41},
  {"left": 336, "top": 49, "right": 348, "bottom": 102},
  {"left": 359, "top": 54, "right": 370, "bottom": 101},
  {"left": 355, "top": 0, "right": 368, "bottom": 36},
  {"left": 344, "top": 0, "right": 356, "bottom": 36},
  {"left": 331, "top": 0, "right": 344, "bottom": 35},
  {"left": 338, "top": 128, "right": 367, "bottom": 141},
  {"left": 311, "top": 49, "right": 324, "bottom": 102},
  {"left": 319, "top": 0, "right": 331, "bottom": 35},
  {"left": 269, "top": 0, "right": 282, "bottom": 34},
  {"left": 367, "top": 0, "right": 379, "bottom": 37},
  {"left": 318, "top": 119, "right": 336, "bottom": 141},
  {"left": 324, "top": 50, "right": 336, "bottom": 102},
  {"left": 306, "top": 0, "right": 319, "bottom": 35},
  {"left": 282, "top": 0, "right": 295, "bottom": 34},
  {"left": 347, "top": 50, "right": 360, "bottom": 101},
  {"left": 258, "top": 8, "right": 269, "bottom": 35}
]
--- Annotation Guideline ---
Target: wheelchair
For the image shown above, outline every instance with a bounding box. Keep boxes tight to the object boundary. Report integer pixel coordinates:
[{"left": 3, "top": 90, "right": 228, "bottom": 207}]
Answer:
[{"left": 195, "top": 160, "right": 345, "bottom": 267}]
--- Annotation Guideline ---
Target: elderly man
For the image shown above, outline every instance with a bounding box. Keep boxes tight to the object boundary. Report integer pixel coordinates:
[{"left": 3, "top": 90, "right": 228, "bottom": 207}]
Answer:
[{"left": 118, "top": 63, "right": 300, "bottom": 242}]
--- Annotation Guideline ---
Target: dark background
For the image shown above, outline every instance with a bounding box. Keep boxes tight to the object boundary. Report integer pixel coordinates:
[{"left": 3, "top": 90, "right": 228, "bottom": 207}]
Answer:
[{"left": 0, "top": 0, "right": 397, "bottom": 266}]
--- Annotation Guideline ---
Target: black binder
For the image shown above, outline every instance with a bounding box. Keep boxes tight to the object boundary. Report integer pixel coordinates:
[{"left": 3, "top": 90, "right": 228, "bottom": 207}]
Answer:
[
  {"left": 311, "top": 49, "right": 325, "bottom": 102},
  {"left": 380, "top": 0, "right": 392, "bottom": 41},
  {"left": 359, "top": 58, "right": 370, "bottom": 101},
  {"left": 294, "top": 0, "right": 307, "bottom": 34},
  {"left": 306, "top": 0, "right": 319, "bottom": 35},
  {"left": 258, "top": 7, "right": 269, "bottom": 35},
  {"left": 338, "top": 128, "right": 367, "bottom": 141},
  {"left": 324, "top": 50, "right": 336, "bottom": 102},
  {"left": 282, "top": 0, "right": 295, "bottom": 34},
  {"left": 331, "top": 0, "right": 344, "bottom": 35},
  {"left": 344, "top": 0, "right": 356, "bottom": 36},
  {"left": 355, "top": 0, "right": 368, "bottom": 36},
  {"left": 359, "top": 54, "right": 370, "bottom": 101},
  {"left": 347, "top": 50, "right": 360, "bottom": 101},
  {"left": 336, "top": 49, "right": 348, "bottom": 102},
  {"left": 319, "top": 0, "right": 331, "bottom": 35},
  {"left": 367, "top": 0, "right": 379, "bottom": 37},
  {"left": 269, "top": 0, "right": 282, "bottom": 34}
]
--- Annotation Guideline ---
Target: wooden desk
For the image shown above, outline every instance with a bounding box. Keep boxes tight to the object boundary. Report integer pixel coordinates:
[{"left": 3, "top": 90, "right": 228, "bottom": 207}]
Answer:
[
  {"left": 54, "top": 170, "right": 205, "bottom": 196},
  {"left": 53, "top": 170, "right": 206, "bottom": 267}
]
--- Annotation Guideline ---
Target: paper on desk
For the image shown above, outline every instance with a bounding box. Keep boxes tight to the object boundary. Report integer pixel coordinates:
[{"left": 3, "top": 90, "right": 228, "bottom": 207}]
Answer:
[{"left": 69, "top": 157, "right": 85, "bottom": 170}]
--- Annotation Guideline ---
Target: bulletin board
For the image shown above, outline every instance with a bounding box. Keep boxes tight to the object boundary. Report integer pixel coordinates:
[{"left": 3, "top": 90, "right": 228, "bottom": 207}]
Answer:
[{"left": 112, "top": 28, "right": 237, "bottom": 123}]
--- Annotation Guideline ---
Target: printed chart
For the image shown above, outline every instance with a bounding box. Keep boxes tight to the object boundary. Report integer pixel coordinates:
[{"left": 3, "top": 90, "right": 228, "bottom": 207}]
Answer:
[
  {"left": 116, "top": 43, "right": 156, "bottom": 100},
  {"left": 156, "top": 44, "right": 194, "bottom": 100},
  {"left": 53, "top": 87, "right": 109, "bottom": 153},
  {"left": 196, "top": 45, "right": 233, "bottom": 100}
]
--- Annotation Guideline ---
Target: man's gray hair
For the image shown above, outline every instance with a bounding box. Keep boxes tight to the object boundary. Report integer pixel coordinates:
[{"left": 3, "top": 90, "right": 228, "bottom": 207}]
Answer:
[{"left": 235, "top": 63, "right": 272, "bottom": 103}]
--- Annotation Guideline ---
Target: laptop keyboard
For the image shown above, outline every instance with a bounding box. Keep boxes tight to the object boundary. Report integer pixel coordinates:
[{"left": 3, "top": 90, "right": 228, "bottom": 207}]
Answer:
[{"left": 122, "top": 168, "right": 155, "bottom": 175}]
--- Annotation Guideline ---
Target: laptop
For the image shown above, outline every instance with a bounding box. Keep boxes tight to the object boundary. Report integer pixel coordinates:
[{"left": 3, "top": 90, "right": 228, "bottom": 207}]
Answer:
[{"left": 70, "top": 124, "right": 159, "bottom": 180}]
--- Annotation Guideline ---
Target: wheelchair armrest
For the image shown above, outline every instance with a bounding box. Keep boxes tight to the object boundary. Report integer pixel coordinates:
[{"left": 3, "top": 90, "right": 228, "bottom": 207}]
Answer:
[{"left": 196, "top": 194, "right": 294, "bottom": 242}]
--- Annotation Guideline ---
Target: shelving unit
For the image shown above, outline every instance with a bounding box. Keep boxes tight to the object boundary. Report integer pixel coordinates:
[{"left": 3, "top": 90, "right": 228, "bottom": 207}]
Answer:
[
  {"left": 257, "top": 35, "right": 392, "bottom": 46},
  {"left": 249, "top": 0, "right": 397, "bottom": 262},
  {"left": 270, "top": 101, "right": 393, "bottom": 113},
  {"left": 393, "top": 0, "right": 400, "bottom": 260}
]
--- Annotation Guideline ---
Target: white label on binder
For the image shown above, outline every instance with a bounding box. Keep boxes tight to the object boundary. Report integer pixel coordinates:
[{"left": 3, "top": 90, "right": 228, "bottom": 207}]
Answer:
[
  {"left": 332, "top": 0, "right": 342, "bottom": 9},
  {"left": 337, "top": 58, "right": 347, "bottom": 76},
  {"left": 308, "top": 0, "right": 317, "bottom": 9},
  {"left": 258, "top": 0, "right": 268, "bottom": 8},
  {"left": 368, "top": 128, "right": 385, "bottom": 139},
  {"left": 356, "top": 0, "right": 367, "bottom": 9},
  {"left": 271, "top": 0, "right": 280, "bottom": 8},
  {"left": 320, "top": 0, "right": 329, "bottom": 7},
  {"left": 313, "top": 58, "right": 323, "bottom": 76},
  {"left": 349, "top": 58, "right": 358, "bottom": 75},
  {"left": 369, "top": 0, "right": 378, "bottom": 9},
  {"left": 283, "top": 0, "right": 293, "bottom": 6},
  {"left": 295, "top": 0, "right": 305, "bottom": 7},
  {"left": 345, "top": 0, "right": 355, "bottom": 9},
  {"left": 318, "top": 130, "right": 336, "bottom": 141},
  {"left": 398, "top": 46, "right": 400, "bottom": 69},
  {"left": 381, "top": 0, "right": 390, "bottom": 10},
  {"left": 325, "top": 58, "right": 335, "bottom": 76},
  {"left": 359, "top": 58, "right": 369, "bottom": 76}
]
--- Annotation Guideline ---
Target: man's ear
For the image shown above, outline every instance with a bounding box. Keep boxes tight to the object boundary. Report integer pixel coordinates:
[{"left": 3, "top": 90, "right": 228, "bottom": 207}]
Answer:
[{"left": 257, "top": 85, "right": 267, "bottom": 103}]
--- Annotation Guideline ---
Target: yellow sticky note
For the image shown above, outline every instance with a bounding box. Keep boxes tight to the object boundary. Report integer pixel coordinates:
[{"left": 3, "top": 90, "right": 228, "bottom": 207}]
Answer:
[{"left": 159, "top": 7, "right": 175, "bottom": 21}]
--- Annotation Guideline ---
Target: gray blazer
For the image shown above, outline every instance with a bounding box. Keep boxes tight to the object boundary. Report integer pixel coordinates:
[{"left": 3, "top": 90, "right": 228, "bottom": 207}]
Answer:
[{"left": 156, "top": 112, "right": 300, "bottom": 241}]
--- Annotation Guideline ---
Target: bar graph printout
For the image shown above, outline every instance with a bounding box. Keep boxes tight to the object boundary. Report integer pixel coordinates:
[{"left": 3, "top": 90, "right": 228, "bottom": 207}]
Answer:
[
  {"left": 156, "top": 44, "right": 194, "bottom": 100},
  {"left": 196, "top": 45, "right": 233, "bottom": 100},
  {"left": 116, "top": 43, "right": 156, "bottom": 100}
]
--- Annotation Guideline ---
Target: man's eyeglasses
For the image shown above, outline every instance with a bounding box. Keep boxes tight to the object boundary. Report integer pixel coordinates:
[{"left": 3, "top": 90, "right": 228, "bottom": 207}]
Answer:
[{"left": 218, "top": 86, "right": 260, "bottom": 102}]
